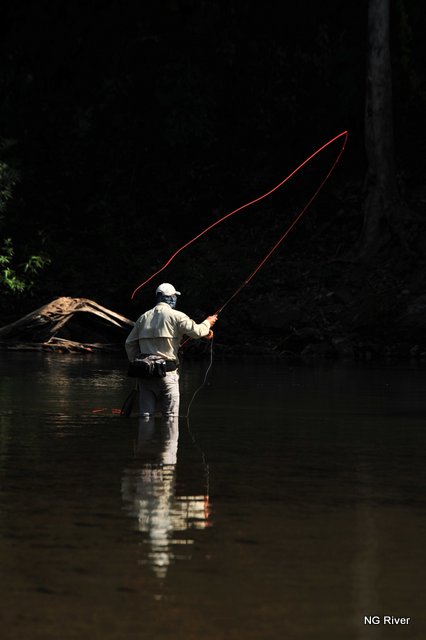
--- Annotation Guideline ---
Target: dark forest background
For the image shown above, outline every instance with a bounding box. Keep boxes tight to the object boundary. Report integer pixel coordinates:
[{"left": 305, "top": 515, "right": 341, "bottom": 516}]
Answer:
[{"left": 1, "top": 0, "right": 426, "bottom": 358}]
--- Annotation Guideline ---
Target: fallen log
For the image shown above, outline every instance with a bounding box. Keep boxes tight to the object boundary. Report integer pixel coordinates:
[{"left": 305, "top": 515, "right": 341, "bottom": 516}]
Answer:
[{"left": 0, "top": 297, "right": 134, "bottom": 352}]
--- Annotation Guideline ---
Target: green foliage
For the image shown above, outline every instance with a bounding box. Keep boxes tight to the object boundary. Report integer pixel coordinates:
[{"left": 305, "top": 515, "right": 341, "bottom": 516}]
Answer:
[
  {"left": 0, "top": 238, "right": 51, "bottom": 295},
  {"left": 0, "top": 141, "right": 51, "bottom": 297},
  {"left": 0, "top": 139, "right": 19, "bottom": 215}
]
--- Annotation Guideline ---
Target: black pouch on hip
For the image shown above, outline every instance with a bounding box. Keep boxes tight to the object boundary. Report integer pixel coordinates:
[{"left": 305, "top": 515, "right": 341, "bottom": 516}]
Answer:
[{"left": 128, "top": 355, "right": 167, "bottom": 378}]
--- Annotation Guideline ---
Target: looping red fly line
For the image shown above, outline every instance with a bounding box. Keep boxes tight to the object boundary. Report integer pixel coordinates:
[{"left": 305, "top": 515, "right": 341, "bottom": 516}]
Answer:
[{"left": 130, "top": 130, "right": 348, "bottom": 302}]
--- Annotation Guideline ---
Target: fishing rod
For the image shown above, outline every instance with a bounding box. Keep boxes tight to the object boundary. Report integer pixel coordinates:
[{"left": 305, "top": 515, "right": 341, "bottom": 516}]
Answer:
[
  {"left": 131, "top": 130, "right": 348, "bottom": 304},
  {"left": 175, "top": 130, "right": 348, "bottom": 354}
]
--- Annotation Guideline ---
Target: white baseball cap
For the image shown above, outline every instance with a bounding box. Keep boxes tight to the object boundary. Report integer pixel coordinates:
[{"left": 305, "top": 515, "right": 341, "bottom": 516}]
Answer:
[{"left": 156, "top": 283, "right": 181, "bottom": 296}]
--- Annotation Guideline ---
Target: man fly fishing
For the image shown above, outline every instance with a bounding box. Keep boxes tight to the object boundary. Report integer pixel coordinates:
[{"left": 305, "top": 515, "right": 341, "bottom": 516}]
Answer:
[{"left": 125, "top": 283, "right": 217, "bottom": 417}]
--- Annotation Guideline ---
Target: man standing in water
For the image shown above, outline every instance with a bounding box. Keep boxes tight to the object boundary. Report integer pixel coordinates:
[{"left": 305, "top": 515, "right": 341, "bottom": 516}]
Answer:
[{"left": 125, "top": 283, "right": 217, "bottom": 417}]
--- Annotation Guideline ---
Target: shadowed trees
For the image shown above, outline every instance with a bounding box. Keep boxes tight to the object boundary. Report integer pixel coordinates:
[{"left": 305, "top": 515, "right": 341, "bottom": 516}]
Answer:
[
  {"left": 358, "top": 0, "right": 409, "bottom": 257},
  {"left": 0, "top": 0, "right": 425, "bottom": 322}
]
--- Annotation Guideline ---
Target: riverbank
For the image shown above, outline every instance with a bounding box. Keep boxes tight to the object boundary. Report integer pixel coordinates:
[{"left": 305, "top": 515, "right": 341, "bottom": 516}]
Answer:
[{"left": 2, "top": 186, "right": 426, "bottom": 363}]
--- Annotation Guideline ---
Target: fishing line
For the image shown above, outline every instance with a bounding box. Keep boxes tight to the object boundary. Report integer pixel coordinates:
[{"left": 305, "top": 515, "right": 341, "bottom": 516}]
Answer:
[
  {"left": 130, "top": 131, "right": 348, "bottom": 418},
  {"left": 215, "top": 130, "right": 348, "bottom": 314},
  {"left": 180, "top": 336, "right": 214, "bottom": 419},
  {"left": 131, "top": 130, "right": 348, "bottom": 301},
  {"left": 177, "top": 130, "right": 348, "bottom": 352}
]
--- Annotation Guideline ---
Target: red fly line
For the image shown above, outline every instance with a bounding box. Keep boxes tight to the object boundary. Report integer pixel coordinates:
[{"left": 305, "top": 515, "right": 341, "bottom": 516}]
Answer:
[{"left": 131, "top": 130, "right": 348, "bottom": 303}]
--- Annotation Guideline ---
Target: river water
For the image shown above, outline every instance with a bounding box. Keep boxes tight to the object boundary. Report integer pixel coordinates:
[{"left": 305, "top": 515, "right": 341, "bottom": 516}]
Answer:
[{"left": 0, "top": 351, "right": 425, "bottom": 639}]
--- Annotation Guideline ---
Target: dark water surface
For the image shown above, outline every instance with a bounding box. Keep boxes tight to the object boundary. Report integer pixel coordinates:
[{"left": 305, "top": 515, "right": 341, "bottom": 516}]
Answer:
[{"left": 0, "top": 352, "right": 425, "bottom": 639}]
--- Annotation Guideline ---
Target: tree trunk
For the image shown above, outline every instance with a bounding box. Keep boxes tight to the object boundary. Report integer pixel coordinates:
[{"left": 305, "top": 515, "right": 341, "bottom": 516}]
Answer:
[
  {"left": 359, "top": 0, "right": 401, "bottom": 256},
  {"left": 0, "top": 297, "right": 134, "bottom": 352}
]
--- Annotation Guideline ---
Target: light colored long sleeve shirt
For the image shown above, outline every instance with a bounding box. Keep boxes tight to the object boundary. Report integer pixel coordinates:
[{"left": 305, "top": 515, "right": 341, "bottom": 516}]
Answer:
[{"left": 125, "top": 302, "right": 210, "bottom": 362}]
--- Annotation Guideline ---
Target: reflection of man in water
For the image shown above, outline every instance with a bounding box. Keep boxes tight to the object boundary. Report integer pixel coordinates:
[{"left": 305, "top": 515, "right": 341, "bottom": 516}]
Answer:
[
  {"left": 135, "top": 415, "right": 179, "bottom": 465},
  {"left": 125, "top": 283, "right": 217, "bottom": 418},
  {"left": 121, "top": 415, "right": 210, "bottom": 579}
]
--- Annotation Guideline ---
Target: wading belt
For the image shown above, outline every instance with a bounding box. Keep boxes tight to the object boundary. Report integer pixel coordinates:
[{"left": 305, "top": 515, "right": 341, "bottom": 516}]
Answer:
[
  {"left": 128, "top": 355, "right": 178, "bottom": 379},
  {"left": 140, "top": 355, "right": 178, "bottom": 372}
]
